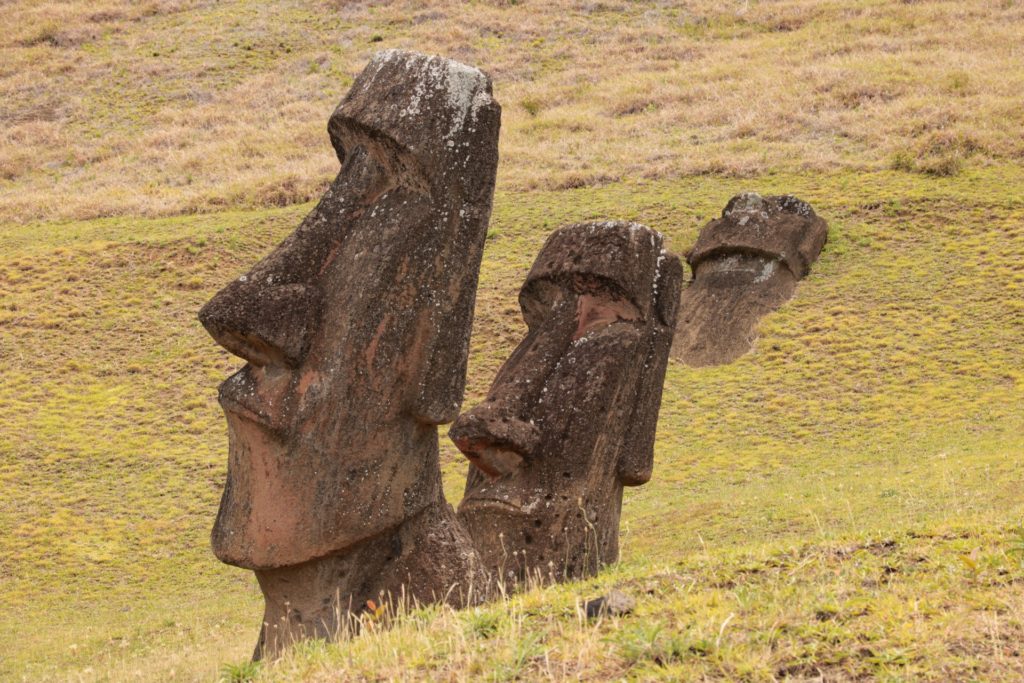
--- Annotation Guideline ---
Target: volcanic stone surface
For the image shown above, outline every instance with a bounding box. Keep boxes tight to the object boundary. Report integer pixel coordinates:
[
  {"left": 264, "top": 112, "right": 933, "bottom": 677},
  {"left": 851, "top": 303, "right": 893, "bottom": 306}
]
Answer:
[
  {"left": 450, "top": 221, "right": 683, "bottom": 585},
  {"left": 584, "top": 589, "right": 636, "bottom": 619},
  {"left": 671, "top": 193, "right": 828, "bottom": 367},
  {"left": 198, "top": 49, "right": 500, "bottom": 659}
]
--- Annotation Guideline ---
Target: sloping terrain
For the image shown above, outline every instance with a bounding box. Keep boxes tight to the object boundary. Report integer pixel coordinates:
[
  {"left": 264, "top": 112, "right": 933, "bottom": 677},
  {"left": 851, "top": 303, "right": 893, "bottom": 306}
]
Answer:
[
  {"left": 1, "top": 1, "right": 1022, "bottom": 680},
  {"left": 3, "top": 0, "right": 1023, "bottom": 223}
]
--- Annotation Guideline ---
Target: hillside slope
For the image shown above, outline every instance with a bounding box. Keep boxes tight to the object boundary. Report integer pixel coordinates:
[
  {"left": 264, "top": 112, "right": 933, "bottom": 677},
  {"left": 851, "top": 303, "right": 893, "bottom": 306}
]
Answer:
[{"left": 1, "top": 1, "right": 1023, "bottom": 681}]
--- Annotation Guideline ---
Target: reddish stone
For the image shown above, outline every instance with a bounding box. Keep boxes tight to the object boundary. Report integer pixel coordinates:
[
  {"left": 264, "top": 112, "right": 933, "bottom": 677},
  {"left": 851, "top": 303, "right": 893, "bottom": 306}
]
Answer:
[
  {"left": 450, "top": 221, "right": 683, "bottom": 584},
  {"left": 199, "top": 50, "right": 500, "bottom": 659}
]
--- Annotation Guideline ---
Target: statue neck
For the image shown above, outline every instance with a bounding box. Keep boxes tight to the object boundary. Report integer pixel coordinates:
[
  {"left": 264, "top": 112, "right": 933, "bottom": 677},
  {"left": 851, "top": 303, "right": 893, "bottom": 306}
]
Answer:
[{"left": 252, "top": 492, "right": 486, "bottom": 659}]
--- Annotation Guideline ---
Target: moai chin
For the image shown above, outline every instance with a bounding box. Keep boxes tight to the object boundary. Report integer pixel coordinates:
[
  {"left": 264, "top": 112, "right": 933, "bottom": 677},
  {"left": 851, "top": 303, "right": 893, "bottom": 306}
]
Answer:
[
  {"left": 198, "top": 50, "right": 500, "bottom": 660},
  {"left": 449, "top": 221, "right": 683, "bottom": 584},
  {"left": 671, "top": 193, "right": 828, "bottom": 367}
]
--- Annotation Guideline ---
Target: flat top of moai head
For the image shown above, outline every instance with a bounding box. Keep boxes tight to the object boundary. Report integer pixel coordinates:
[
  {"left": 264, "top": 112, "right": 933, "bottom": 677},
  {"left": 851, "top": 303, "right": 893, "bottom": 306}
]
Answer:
[{"left": 687, "top": 193, "right": 828, "bottom": 279}]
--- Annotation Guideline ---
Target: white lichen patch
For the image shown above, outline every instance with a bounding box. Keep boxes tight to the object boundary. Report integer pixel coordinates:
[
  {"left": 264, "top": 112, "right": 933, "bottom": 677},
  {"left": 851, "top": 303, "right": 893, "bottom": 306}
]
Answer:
[
  {"left": 372, "top": 49, "right": 491, "bottom": 140},
  {"left": 753, "top": 259, "right": 778, "bottom": 283},
  {"left": 724, "top": 191, "right": 766, "bottom": 216},
  {"left": 439, "top": 58, "right": 489, "bottom": 138}
]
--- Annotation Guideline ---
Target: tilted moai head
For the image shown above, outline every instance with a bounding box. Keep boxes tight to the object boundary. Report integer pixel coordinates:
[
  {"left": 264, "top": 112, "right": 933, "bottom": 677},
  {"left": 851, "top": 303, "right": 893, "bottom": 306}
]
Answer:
[
  {"left": 449, "top": 222, "right": 683, "bottom": 583},
  {"left": 199, "top": 50, "right": 500, "bottom": 658},
  {"left": 672, "top": 193, "right": 828, "bottom": 367}
]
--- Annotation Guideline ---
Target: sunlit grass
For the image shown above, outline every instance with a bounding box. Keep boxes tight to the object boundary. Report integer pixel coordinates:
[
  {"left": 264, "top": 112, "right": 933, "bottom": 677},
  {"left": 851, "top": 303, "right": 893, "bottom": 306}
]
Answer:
[
  {"left": 2, "top": 166, "right": 1022, "bottom": 679},
  {"left": 2, "top": 0, "right": 1024, "bottom": 222},
  {"left": 249, "top": 526, "right": 1024, "bottom": 681},
  {"left": 2, "top": 0, "right": 1023, "bottom": 679}
]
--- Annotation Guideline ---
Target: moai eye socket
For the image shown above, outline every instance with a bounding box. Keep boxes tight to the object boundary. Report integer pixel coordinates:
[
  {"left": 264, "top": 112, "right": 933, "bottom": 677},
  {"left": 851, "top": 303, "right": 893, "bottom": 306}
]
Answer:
[
  {"left": 573, "top": 294, "right": 640, "bottom": 337},
  {"left": 520, "top": 275, "right": 644, "bottom": 338},
  {"left": 570, "top": 277, "right": 643, "bottom": 341},
  {"left": 519, "top": 278, "right": 572, "bottom": 329}
]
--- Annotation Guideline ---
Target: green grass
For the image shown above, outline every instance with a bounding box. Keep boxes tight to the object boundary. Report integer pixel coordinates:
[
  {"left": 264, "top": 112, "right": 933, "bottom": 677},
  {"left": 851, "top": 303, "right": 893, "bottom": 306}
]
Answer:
[
  {"left": 256, "top": 527, "right": 1024, "bottom": 680},
  {"left": 1, "top": 166, "right": 1022, "bottom": 680}
]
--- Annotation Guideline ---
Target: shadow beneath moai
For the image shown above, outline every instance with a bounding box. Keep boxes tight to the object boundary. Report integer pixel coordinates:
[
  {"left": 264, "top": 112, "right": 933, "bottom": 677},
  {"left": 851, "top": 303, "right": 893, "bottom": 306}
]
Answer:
[
  {"left": 198, "top": 50, "right": 500, "bottom": 660},
  {"left": 671, "top": 193, "right": 829, "bottom": 367}
]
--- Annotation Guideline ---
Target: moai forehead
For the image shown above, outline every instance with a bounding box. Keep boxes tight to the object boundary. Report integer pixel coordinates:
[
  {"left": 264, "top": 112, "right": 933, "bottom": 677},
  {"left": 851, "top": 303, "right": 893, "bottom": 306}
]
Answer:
[
  {"left": 328, "top": 49, "right": 498, "bottom": 194},
  {"left": 521, "top": 221, "right": 681, "bottom": 329},
  {"left": 686, "top": 193, "right": 828, "bottom": 279}
]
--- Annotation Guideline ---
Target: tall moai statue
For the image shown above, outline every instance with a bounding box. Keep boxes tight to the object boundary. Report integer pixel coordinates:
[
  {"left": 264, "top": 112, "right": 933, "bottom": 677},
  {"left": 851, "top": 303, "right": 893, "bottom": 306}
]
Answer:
[
  {"left": 672, "top": 193, "right": 828, "bottom": 366},
  {"left": 198, "top": 50, "right": 500, "bottom": 660},
  {"left": 449, "top": 222, "right": 683, "bottom": 584}
]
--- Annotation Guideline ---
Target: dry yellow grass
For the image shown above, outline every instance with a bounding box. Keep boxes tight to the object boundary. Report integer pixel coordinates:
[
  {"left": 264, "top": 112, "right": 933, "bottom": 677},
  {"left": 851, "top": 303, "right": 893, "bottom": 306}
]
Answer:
[{"left": 2, "top": 0, "right": 1024, "bottom": 223}]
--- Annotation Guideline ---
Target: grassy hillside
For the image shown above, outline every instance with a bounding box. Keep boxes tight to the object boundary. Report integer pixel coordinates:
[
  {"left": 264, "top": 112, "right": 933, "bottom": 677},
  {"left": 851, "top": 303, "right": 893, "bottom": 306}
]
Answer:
[
  {"left": 1, "top": 1, "right": 1023, "bottom": 681},
  {"left": 3, "top": 0, "right": 1024, "bottom": 223}
]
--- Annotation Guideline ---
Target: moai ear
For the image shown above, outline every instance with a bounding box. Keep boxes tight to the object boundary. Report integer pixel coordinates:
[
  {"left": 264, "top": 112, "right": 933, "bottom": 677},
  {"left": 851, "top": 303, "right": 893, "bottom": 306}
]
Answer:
[
  {"left": 617, "top": 252, "right": 683, "bottom": 486},
  {"left": 654, "top": 249, "right": 684, "bottom": 329},
  {"left": 408, "top": 217, "right": 492, "bottom": 425}
]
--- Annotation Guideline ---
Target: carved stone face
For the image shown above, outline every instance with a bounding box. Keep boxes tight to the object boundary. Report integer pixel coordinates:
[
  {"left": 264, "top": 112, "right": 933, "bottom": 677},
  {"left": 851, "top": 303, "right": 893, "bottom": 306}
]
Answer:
[
  {"left": 199, "top": 50, "right": 500, "bottom": 571},
  {"left": 450, "top": 221, "right": 682, "bottom": 582},
  {"left": 672, "top": 193, "right": 828, "bottom": 367}
]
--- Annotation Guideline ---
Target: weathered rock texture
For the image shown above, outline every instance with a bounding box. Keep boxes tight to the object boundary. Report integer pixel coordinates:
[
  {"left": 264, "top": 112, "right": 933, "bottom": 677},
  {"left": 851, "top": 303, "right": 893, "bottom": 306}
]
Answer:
[
  {"left": 671, "top": 193, "right": 828, "bottom": 367},
  {"left": 198, "top": 50, "right": 500, "bottom": 660},
  {"left": 450, "top": 221, "right": 683, "bottom": 584}
]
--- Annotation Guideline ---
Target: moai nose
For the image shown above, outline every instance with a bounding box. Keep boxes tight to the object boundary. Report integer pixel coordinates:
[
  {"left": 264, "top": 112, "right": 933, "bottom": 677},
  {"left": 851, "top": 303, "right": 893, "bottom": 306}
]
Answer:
[
  {"left": 449, "top": 405, "right": 541, "bottom": 477},
  {"left": 198, "top": 278, "right": 321, "bottom": 368},
  {"left": 450, "top": 297, "right": 579, "bottom": 477}
]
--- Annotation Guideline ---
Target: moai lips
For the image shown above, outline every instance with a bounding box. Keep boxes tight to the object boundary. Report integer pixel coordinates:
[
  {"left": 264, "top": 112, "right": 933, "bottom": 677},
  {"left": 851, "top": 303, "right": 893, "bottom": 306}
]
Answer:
[
  {"left": 671, "top": 193, "right": 828, "bottom": 367},
  {"left": 450, "top": 221, "right": 683, "bottom": 584},
  {"left": 199, "top": 50, "right": 500, "bottom": 659}
]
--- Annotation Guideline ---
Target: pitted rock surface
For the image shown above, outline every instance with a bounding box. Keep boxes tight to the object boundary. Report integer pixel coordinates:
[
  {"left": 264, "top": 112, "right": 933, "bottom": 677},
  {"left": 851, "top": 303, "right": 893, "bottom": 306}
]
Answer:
[
  {"left": 450, "top": 221, "right": 682, "bottom": 585},
  {"left": 198, "top": 49, "right": 500, "bottom": 660},
  {"left": 672, "top": 193, "right": 828, "bottom": 367},
  {"left": 584, "top": 589, "right": 636, "bottom": 619}
]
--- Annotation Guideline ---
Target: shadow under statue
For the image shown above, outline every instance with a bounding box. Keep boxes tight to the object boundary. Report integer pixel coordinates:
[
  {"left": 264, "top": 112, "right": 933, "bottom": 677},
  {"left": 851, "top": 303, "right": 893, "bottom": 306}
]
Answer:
[
  {"left": 198, "top": 50, "right": 500, "bottom": 660},
  {"left": 449, "top": 221, "right": 683, "bottom": 584}
]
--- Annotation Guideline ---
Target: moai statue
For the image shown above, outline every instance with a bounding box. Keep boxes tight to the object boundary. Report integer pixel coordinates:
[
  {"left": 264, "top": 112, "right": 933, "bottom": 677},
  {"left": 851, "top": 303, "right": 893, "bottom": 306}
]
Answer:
[
  {"left": 449, "top": 222, "right": 683, "bottom": 584},
  {"left": 671, "top": 193, "right": 828, "bottom": 367},
  {"left": 198, "top": 50, "right": 500, "bottom": 659}
]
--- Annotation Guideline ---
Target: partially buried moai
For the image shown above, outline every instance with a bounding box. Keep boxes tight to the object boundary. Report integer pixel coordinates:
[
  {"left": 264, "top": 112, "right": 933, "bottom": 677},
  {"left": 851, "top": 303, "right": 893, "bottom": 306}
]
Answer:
[
  {"left": 449, "top": 222, "right": 683, "bottom": 584},
  {"left": 198, "top": 50, "right": 500, "bottom": 659},
  {"left": 672, "top": 193, "right": 828, "bottom": 367}
]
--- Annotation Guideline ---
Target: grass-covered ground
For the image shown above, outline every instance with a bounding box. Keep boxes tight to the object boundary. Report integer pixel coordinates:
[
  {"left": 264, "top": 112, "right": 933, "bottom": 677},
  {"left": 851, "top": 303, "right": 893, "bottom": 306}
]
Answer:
[
  {"left": 3, "top": 0, "right": 1024, "bottom": 223},
  {"left": 1, "top": 1, "right": 1023, "bottom": 680}
]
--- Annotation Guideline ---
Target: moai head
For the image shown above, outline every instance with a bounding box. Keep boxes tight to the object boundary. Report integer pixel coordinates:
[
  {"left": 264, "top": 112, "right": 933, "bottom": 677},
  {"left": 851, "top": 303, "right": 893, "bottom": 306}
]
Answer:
[
  {"left": 450, "top": 222, "right": 683, "bottom": 583},
  {"left": 198, "top": 50, "right": 500, "bottom": 655},
  {"left": 672, "top": 193, "right": 828, "bottom": 367}
]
